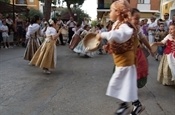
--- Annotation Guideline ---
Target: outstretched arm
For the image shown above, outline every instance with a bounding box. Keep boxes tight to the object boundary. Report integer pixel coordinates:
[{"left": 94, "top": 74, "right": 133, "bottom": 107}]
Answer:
[
  {"left": 100, "top": 23, "right": 133, "bottom": 43},
  {"left": 152, "top": 42, "right": 165, "bottom": 46}
]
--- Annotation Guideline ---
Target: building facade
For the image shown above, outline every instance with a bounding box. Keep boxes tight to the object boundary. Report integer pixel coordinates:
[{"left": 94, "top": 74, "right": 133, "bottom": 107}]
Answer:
[
  {"left": 160, "top": 0, "right": 175, "bottom": 19},
  {"left": 97, "top": 0, "right": 160, "bottom": 25},
  {"left": 10, "top": 0, "right": 39, "bottom": 10}
]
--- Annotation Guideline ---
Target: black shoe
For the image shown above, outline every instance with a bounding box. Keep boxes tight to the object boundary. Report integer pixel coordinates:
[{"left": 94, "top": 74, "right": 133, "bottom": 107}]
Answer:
[
  {"left": 84, "top": 54, "right": 90, "bottom": 58},
  {"left": 130, "top": 104, "right": 145, "bottom": 115},
  {"left": 61, "top": 43, "right": 65, "bottom": 45},
  {"left": 98, "top": 49, "right": 103, "bottom": 55},
  {"left": 99, "top": 51, "right": 103, "bottom": 55},
  {"left": 115, "top": 103, "right": 130, "bottom": 115},
  {"left": 155, "top": 54, "right": 159, "bottom": 61}
]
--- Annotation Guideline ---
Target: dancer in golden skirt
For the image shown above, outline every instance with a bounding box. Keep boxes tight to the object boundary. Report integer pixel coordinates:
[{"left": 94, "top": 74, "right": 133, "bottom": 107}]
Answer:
[{"left": 30, "top": 18, "right": 61, "bottom": 74}]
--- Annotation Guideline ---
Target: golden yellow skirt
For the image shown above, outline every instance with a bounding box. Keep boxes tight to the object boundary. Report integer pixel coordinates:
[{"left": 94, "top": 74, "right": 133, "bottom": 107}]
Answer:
[{"left": 30, "top": 40, "right": 57, "bottom": 69}]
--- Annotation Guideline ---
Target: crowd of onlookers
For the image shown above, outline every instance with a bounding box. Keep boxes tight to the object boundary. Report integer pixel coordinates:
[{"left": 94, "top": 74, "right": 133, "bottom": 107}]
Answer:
[
  {"left": 0, "top": 12, "right": 175, "bottom": 53},
  {"left": 140, "top": 13, "right": 175, "bottom": 60},
  {"left": 0, "top": 13, "right": 109, "bottom": 50},
  {"left": 0, "top": 13, "right": 30, "bottom": 49}
]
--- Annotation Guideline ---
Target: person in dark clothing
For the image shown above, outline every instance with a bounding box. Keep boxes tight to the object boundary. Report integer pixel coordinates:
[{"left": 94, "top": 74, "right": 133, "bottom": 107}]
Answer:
[
  {"left": 0, "top": 13, "right": 3, "bottom": 49},
  {"left": 66, "top": 17, "right": 77, "bottom": 44},
  {"left": 56, "top": 16, "right": 66, "bottom": 45}
]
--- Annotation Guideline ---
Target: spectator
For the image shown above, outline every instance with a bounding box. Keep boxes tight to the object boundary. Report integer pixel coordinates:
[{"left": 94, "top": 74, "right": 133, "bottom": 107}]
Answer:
[
  {"left": 170, "top": 14, "right": 175, "bottom": 25},
  {"left": 163, "top": 13, "right": 171, "bottom": 31},
  {"left": 0, "top": 13, "right": 3, "bottom": 49},
  {"left": 14, "top": 14, "right": 24, "bottom": 46},
  {"left": 56, "top": 16, "right": 66, "bottom": 45},
  {"left": 6, "top": 15, "right": 13, "bottom": 35},
  {"left": 142, "top": 18, "right": 149, "bottom": 37},
  {"left": 66, "top": 17, "right": 77, "bottom": 44},
  {"left": 1, "top": 20, "right": 11, "bottom": 48},
  {"left": 154, "top": 22, "right": 168, "bottom": 61},
  {"left": 147, "top": 16, "right": 157, "bottom": 44}
]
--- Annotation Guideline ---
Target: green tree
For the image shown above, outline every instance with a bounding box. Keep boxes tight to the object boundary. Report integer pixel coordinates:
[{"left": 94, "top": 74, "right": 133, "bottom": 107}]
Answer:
[
  {"left": 28, "top": 8, "right": 43, "bottom": 19},
  {"left": 72, "top": 8, "right": 90, "bottom": 23},
  {"left": 63, "top": 0, "right": 85, "bottom": 18},
  {"left": 91, "top": 20, "right": 98, "bottom": 27},
  {"left": 39, "top": 0, "right": 56, "bottom": 21},
  {"left": 0, "top": 0, "right": 10, "bottom": 3},
  {"left": 60, "top": 7, "right": 90, "bottom": 23},
  {"left": 39, "top": 0, "right": 86, "bottom": 20}
]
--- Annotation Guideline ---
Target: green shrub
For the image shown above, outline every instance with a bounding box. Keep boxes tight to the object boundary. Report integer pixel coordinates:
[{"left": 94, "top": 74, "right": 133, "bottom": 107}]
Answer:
[{"left": 28, "top": 8, "right": 43, "bottom": 19}]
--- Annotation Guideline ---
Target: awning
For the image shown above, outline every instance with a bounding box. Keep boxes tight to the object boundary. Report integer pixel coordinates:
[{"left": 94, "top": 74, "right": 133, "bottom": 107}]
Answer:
[{"left": 0, "top": 1, "right": 29, "bottom": 13}]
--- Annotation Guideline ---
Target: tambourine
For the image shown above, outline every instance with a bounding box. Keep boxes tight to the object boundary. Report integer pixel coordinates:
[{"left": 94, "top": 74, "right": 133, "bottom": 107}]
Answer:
[
  {"left": 61, "top": 28, "right": 68, "bottom": 35},
  {"left": 83, "top": 33, "right": 101, "bottom": 52},
  {"left": 150, "top": 43, "right": 158, "bottom": 53}
]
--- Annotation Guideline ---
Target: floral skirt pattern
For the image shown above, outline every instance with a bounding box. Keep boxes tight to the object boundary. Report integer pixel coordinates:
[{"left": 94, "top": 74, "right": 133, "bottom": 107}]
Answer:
[{"left": 157, "top": 54, "right": 175, "bottom": 85}]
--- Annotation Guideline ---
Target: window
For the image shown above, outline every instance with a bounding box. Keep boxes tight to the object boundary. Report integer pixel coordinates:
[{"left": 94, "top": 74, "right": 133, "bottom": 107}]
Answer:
[
  {"left": 138, "top": 0, "right": 144, "bottom": 4},
  {"left": 29, "top": 0, "right": 34, "bottom": 2},
  {"left": 138, "top": 0, "right": 150, "bottom": 4},
  {"left": 144, "top": 0, "right": 150, "bottom": 4},
  {"left": 98, "top": 0, "right": 104, "bottom": 9},
  {"left": 16, "top": 0, "right": 27, "bottom": 4}
]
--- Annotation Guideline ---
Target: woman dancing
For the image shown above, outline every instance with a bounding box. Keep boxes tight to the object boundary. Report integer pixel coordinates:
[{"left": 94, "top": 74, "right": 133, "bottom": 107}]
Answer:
[
  {"left": 30, "top": 18, "right": 61, "bottom": 74},
  {"left": 24, "top": 15, "right": 41, "bottom": 61},
  {"left": 152, "top": 23, "right": 175, "bottom": 85}
]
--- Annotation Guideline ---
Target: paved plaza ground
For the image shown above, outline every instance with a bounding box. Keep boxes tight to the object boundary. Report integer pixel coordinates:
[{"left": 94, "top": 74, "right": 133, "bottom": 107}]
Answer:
[{"left": 0, "top": 46, "right": 175, "bottom": 115}]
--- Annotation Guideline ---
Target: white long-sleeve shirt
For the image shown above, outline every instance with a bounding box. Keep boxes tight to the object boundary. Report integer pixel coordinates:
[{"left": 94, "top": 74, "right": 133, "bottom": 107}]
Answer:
[
  {"left": 26, "top": 23, "right": 40, "bottom": 39},
  {"left": 0, "top": 24, "right": 9, "bottom": 37},
  {"left": 101, "top": 23, "right": 133, "bottom": 43}
]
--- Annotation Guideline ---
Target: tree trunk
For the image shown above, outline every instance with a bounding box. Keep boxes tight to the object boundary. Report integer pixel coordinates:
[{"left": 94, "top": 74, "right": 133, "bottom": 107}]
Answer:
[
  {"left": 43, "top": 0, "right": 52, "bottom": 21},
  {"left": 66, "top": 1, "right": 73, "bottom": 18}
]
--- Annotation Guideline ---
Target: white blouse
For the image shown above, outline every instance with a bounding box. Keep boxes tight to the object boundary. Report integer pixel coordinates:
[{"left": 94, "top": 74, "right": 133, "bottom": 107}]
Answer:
[
  {"left": 101, "top": 23, "right": 133, "bottom": 43},
  {"left": 26, "top": 23, "right": 40, "bottom": 38},
  {"left": 161, "top": 34, "right": 174, "bottom": 44},
  {"left": 45, "top": 27, "right": 57, "bottom": 37}
]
